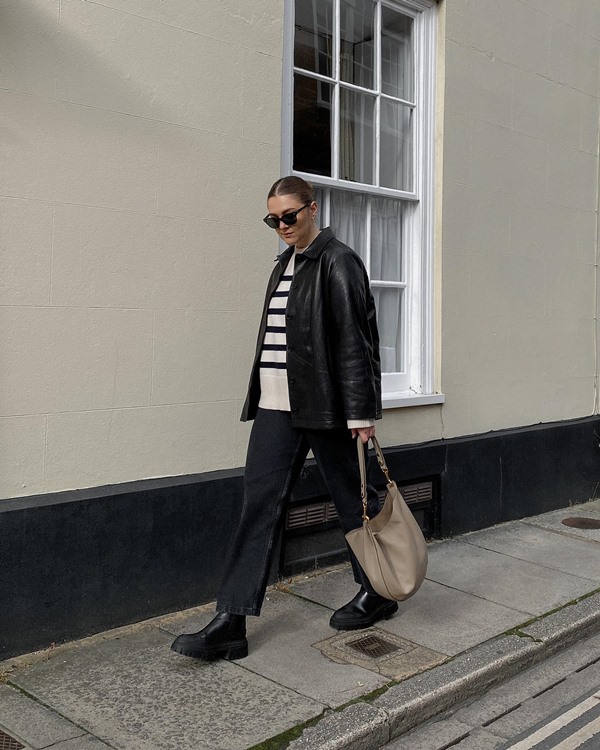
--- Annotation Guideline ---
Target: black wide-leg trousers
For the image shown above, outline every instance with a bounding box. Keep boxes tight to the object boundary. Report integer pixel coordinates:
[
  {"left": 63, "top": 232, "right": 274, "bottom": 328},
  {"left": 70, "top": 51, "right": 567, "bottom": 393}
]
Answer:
[{"left": 216, "top": 408, "right": 381, "bottom": 616}]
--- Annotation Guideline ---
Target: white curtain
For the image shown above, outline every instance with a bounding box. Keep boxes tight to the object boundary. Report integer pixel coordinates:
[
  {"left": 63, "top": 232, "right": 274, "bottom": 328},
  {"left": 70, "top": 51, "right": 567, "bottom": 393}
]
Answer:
[
  {"left": 372, "top": 288, "right": 402, "bottom": 373},
  {"left": 330, "top": 190, "right": 368, "bottom": 266},
  {"left": 371, "top": 197, "right": 402, "bottom": 281},
  {"left": 326, "top": 191, "right": 403, "bottom": 373}
]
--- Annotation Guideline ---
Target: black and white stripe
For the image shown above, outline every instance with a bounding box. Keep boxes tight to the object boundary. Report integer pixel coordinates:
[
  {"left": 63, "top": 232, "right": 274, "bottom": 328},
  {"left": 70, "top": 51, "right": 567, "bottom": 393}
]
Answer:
[
  {"left": 258, "top": 255, "right": 296, "bottom": 412},
  {"left": 260, "top": 269, "right": 293, "bottom": 371}
]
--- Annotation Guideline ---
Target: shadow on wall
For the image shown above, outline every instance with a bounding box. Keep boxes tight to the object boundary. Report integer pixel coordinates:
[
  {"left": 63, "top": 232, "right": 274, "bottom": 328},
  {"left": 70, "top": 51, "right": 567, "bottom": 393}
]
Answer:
[
  {"left": 0, "top": 0, "right": 251, "bottom": 134},
  {"left": 1, "top": 1, "right": 148, "bottom": 114}
]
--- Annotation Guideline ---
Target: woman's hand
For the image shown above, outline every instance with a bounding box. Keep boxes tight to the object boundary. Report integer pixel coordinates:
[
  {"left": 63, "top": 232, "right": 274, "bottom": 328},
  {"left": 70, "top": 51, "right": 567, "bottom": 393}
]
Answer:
[{"left": 351, "top": 425, "right": 376, "bottom": 444}]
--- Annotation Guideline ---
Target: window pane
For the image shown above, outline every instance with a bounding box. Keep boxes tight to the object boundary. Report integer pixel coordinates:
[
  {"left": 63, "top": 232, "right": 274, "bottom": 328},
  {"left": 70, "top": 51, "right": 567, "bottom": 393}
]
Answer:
[
  {"left": 381, "top": 7, "right": 413, "bottom": 100},
  {"left": 372, "top": 287, "right": 404, "bottom": 373},
  {"left": 314, "top": 187, "right": 327, "bottom": 227},
  {"left": 340, "top": 88, "right": 375, "bottom": 184},
  {"left": 293, "top": 73, "right": 332, "bottom": 176},
  {"left": 340, "top": 0, "right": 375, "bottom": 89},
  {"left": 294, "top": 0, "right": 333, "bottom": 78},
  {"left": 329, "top": 189, "right": 368, "bottom": 265},
  {"left": 380, "top": 100, "right": 413, "bottom": 191},
  {"left": 371, "top": 197, "right": 403, "bottom": 282}
]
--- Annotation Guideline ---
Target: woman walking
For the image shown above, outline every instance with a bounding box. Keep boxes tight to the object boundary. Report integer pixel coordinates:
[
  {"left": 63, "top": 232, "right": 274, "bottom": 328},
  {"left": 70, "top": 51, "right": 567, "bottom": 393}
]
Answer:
[{"left": 171, "top": 176, "right": 396, "bottom": 661}]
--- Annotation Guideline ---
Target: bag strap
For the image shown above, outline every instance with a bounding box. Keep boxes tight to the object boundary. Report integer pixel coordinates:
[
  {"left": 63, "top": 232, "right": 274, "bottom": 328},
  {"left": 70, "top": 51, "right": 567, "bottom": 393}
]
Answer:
[{"left": 357, "top": 435, "right": 393, "bottom": 521}]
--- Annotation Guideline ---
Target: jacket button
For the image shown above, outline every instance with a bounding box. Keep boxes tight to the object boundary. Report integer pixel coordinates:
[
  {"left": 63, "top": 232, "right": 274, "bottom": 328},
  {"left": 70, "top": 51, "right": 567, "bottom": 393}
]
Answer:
[
  {"left": 289, "top": 377, "right": 296, "bottom": 385},
  {"left": 286, "top": 313, "right": 294, "bottom": 320},
  {"left": 291, "top": 283, "right": 298, "bottom": 290},
  {"left": 292, "top": 407, "right": 299, "bottom": 414},
  {"left": 288, "top": 345, "right": 294, "bottom": 352}
]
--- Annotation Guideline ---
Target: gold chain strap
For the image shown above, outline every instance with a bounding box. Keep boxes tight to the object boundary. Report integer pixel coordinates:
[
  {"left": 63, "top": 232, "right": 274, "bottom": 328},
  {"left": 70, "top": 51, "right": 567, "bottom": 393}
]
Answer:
[{"left": 356, "top": 435, "right": 393, "bottom": 522}]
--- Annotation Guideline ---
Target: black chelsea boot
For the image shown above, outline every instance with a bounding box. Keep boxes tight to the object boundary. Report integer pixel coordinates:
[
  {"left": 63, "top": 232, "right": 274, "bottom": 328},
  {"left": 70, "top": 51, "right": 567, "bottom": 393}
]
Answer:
[
  {"left": 171, "top": 612, "right": 248, "bottom": 660},
  {"left": 329, "top": 587, "right": 398, "bottom": 630}
]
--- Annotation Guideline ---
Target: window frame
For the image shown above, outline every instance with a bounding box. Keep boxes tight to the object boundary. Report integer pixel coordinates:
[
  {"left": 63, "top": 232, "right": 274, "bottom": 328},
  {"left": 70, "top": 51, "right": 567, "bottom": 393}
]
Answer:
[{"left": 282, "top": 0, "right": 443, "bottom": 408}]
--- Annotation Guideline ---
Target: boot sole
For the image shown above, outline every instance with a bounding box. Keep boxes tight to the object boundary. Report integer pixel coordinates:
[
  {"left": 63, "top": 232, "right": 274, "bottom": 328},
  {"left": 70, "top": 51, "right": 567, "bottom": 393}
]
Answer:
[
  {"left": 170, "top": 639, "right": 248, "bottom": 661},
  {"left": 329, "top": 602, "right": 398, "bottom": 631}
]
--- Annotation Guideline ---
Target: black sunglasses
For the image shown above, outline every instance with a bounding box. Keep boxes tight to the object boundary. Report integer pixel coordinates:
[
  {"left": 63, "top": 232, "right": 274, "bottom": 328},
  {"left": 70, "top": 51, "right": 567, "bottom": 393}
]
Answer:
[{"left": 263, "top": 202, "right": 311, "bottom": 229}]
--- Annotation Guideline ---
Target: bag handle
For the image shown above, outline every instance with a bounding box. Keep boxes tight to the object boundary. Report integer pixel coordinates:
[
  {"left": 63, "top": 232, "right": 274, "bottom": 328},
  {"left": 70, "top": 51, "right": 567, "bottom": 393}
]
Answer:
[{"left": 357, "top": 435, "right": 393, "bottom": 521}]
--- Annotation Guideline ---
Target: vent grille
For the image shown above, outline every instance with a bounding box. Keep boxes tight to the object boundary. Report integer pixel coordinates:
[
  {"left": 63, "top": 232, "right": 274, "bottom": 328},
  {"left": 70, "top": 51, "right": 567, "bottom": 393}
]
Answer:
[
  {"left": 400, "top": 481, "right": 433, "bottom": 504},
  {"left": 346, "top": 633, "right": 401, "bottom": 659},
  {"left": 0, "top": 730, "right": 25, "bottom": 750},
  {"left": 287, "top": 501, "right": 339, "bottom": 530},
  {"left": 286, "top": 480, "right": 433, "bottom": 531}
]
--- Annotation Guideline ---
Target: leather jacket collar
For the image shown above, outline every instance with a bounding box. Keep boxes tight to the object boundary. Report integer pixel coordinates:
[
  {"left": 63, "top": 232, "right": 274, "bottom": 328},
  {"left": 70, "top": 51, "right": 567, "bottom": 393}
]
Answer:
[{"left": 276, "top": 227, "right": 335, "bottom": 265}]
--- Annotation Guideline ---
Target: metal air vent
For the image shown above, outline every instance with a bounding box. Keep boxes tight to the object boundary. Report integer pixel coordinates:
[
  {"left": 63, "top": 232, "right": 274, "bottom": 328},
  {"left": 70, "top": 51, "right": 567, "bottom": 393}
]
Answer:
[
  {"left": 286, "top": 500, "right": 338, "bottom": 530},
  {"left": 287, "top": 480, "right": 433, "bottom": 532},
  {"left": 0, "top": 730, "right": 25, "bottom": 750},
  {"left": 400, "top": 481, "right": 434, "bottom": 504},
  {"left": 346, "top": 633, "right": 402, "bottom": 659}
]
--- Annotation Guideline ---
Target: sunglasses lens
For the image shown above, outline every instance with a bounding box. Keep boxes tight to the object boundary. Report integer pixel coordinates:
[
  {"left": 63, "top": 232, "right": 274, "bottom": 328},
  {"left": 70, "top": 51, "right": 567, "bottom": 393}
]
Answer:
[{"left": 263, "top": 202, "right": 310, "bottom": 229}]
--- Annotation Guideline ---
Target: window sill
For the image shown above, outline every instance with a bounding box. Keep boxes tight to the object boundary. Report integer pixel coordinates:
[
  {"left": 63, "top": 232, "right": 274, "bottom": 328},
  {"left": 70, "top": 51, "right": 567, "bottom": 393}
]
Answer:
[{"left": 382, "top": 391, "right": 445, "bottom": 409}]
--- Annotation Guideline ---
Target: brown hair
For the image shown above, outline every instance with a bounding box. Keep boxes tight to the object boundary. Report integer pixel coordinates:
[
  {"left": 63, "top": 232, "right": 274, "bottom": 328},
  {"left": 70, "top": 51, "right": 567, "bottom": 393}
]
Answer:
[{"left": 268, "top": 176, "right": 315, "bottom": 204}]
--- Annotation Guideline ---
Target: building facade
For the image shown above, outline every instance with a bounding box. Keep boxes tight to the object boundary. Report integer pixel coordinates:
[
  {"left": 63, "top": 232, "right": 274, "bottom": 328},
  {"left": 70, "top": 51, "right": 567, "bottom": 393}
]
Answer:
[{"left": 1, "top": 0, "right": 599, "bottom": 658}]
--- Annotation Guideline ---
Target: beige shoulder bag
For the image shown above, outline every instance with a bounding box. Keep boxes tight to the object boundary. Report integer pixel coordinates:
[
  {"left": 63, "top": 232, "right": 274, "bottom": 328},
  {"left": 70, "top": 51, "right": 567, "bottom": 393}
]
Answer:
[{"left": 345, "top": 435, "right": 428, "bottom": 602}]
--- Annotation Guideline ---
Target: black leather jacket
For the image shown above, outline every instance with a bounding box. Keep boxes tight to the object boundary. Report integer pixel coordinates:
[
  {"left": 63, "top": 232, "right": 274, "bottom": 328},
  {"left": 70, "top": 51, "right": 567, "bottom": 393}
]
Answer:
[{"left": 241, "top": 227, "right": 382, "bottom": 429}]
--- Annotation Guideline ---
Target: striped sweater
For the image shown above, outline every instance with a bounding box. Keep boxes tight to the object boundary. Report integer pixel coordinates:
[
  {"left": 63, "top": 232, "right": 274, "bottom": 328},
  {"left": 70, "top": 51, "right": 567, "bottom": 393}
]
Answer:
[{"left": 258, "top": 250, "right": 374, "bottom": 430}]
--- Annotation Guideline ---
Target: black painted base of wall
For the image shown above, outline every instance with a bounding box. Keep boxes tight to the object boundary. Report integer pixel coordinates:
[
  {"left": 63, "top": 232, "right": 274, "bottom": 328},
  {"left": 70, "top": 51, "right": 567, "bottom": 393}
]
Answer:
[{"left": 2, "top": 415, "right": 599, "bottom": 660}]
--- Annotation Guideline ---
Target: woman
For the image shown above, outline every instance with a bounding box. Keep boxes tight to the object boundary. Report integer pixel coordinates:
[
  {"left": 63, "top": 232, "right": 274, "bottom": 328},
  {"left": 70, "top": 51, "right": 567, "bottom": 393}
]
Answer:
[{"left": 171, "top": 177, "right": 396, "bottom": 661}]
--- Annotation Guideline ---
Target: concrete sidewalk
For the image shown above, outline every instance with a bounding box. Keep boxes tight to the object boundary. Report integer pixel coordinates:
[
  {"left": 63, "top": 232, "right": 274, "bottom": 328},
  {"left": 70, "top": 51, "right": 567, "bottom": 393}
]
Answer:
[{"left": 3, "top": 501, "right": 600, "bottom": 750}]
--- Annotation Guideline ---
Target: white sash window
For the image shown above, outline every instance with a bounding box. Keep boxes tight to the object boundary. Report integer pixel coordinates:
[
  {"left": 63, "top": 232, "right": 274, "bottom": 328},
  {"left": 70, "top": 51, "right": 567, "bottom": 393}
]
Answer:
[{"left": 283, "top": 0, "right": 442, "bottom": 406}]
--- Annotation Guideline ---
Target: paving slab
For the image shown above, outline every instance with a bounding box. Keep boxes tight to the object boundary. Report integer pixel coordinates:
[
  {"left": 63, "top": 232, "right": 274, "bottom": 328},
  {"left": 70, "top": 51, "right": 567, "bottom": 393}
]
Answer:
[
  {"left": 286, "top": 566, "right": 530, "bottom": 657},
  {"left": 285, "top": 566, "right": 359, "bottom": 611},
  {"left": 522, "top": 506, "right": 600, "bottom": 542},
  {"left": 425, "top": 539, "right": 596, "bottom": 615},
  {"left": 463, "top": 521, "right": 600, "bottom": 581},
  {"left": 0, "top": 683, "right": 85, "bottom": 749},
  {"left": 161, "top": 590, "right": 388, "bottom": 707},
  {"left": 44, "top": 735, "right": 114, "bottom": 749},
  {"left": 10, "top": 628, "right": 323, "bottom": 750},
  {"left": 373, "top": 579, "right": 528, "bottom": 657},
  {"left": 577, "top": 499, "right": 600, "bottom": 513}
]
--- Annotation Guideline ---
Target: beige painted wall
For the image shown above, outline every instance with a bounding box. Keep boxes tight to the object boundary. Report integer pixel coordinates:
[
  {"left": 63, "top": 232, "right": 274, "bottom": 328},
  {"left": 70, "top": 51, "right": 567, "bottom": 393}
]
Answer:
[
  {"left": 1, "top": 0, "right": 599, "bottom": 498},
  {"left": 1, "top": 0, "right": 282, "bottom": 498},
  {"left": 436, "top": 0, "right": 600, "bottom": 440},
  {"left": 364, "top": 0, "right": 600, "bottom": 450}
]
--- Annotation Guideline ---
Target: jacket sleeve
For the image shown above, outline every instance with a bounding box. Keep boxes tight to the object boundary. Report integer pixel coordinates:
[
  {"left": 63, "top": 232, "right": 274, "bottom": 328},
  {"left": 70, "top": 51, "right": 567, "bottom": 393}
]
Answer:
[{"left": 327, "top": 252, "right": 382, "bottom": 421}]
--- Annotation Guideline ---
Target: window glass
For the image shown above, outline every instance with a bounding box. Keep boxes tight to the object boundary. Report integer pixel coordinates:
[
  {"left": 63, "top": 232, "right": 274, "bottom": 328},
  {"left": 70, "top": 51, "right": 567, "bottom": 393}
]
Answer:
[
  {"left": 293, "top": 74, "right": 332, "bottom": 176},
  {"left": 370, "top": 197, "right": 404, "bottom": 282},
  {"left": 372, "top": 287, "right": 404, "bottom": 373},
  {"left": 339, "top": 88, "right": 376, "bottom": 184},
  {"left": 340, "top": 0, "right": 375, "bottom": 89},
  {"left": 330, "top": 189, "right": 368, "bottom": 265},
  {"left": 381, "top": 7, "right": 413, "bottom": 100},
  {"left": 290, "top": 0, "right": 435, "bottom": 393},
  {"left": 380, "top": 100, "right": 413, "bottom": 191},
  {"left": 294, "top": 0, "right": 334, "bottom": 77}
]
